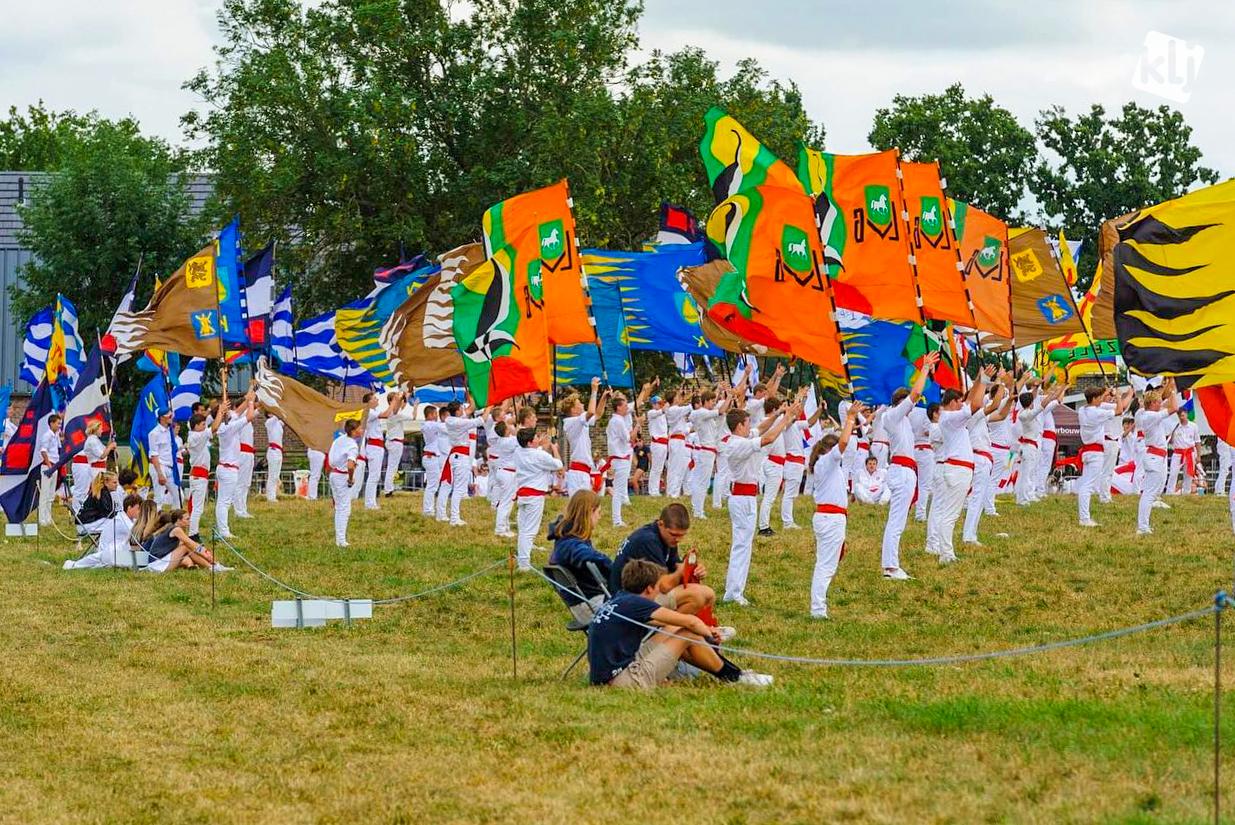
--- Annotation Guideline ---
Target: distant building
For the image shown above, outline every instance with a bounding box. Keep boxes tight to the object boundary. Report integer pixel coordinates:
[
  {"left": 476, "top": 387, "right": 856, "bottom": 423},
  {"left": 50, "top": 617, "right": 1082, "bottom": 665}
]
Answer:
[{"left": 0, "top": 171, "right": 214, "bottom": 392}]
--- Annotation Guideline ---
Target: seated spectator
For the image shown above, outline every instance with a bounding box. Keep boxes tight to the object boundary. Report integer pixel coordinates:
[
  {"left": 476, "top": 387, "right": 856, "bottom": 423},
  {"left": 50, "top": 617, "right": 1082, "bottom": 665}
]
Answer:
[
  {"left": 608, "top": 503, "right": 720, "bottom": 622},
  {"left": 587, "top": 559, "right": 772, "bottom": 689},
  {"left": 64, "top": 494, "right": 143, "bottom": 569},
  {"left": 76, "top": 472, "right": 120, "bottom": 534},
  {"left": 145, "top": 509, "right": 229, "bottom": 573},
  {"left": 117, "top": 467, "right": 142, "bottom": 506},
  {"left": 547, "top": 490, "right": 613, "bottom": 622},
  {"left": 130, "top": 499, "right": 161, "bottom": 552},
  {"left": 854, "top": 456, "right": 890, "bottom": 505}
]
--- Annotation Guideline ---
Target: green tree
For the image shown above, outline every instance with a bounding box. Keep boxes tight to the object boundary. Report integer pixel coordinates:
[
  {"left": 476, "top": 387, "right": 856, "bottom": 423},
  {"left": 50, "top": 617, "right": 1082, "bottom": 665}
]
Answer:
[
  {"left": 1032, "top": 101, "right": 1219, "bottom": 288},
  {"left": 868, "top": 83, "right": 1036, "bottom": 222},
  {"left": 0, "top": 102, "right": 104, "bottom": 171},
  {"left": 13, "top": 120, "right": 206, "bottom": 420}
]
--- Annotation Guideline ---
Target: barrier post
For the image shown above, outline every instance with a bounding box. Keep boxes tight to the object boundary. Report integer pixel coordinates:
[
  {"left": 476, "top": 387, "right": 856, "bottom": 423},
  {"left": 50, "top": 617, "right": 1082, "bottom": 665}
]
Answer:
[
  {"left": 1216, "top": 591, "right": 1226, "bottom": 825},
  {"left": 508, "top": 547, "right": 518, "bottom": 681}
]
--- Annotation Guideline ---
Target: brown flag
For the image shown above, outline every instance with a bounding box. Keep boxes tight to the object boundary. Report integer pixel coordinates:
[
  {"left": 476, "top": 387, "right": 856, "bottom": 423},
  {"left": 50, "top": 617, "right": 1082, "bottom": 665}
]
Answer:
[
  {"left": 109, "top": 243, "right": 225, "bottom": 359},
  {"left": 254, "top": 359, "right": 367, "bottom": 453},
  {"left": 1087, "top": 214, "right": 1135, "bottom": 341},
  {"left": 994, "top": 228, "right": 1086, "bottom": 347},
  {"left": 677, "top": 261, "right": 789, "bottom": 358},
  {"left": 380, "top": 243, "right": 483, "bottom": 387}
]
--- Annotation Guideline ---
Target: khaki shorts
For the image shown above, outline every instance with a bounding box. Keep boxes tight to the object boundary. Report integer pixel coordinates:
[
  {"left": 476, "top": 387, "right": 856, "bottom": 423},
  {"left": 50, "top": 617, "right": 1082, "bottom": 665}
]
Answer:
[
  {"left": 653, "top": 589, "right": 678, "bottom": 610},
  {"left": 609, "top": 636, "right": 681, "bottom": 689},
  {"left": 568, "top": 595, "right": 605, "bottom": 624}
]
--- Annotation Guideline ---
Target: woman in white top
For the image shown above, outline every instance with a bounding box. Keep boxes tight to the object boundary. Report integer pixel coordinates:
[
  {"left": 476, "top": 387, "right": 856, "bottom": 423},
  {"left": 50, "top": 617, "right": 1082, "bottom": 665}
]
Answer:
[
  {"left": 71, "top": 420, "right": 114, "bottom": 511},
  {"left": 807, "top": 401, "right": 862, "bottom": 619},
  {"left": 328, "top": 419, "right": 362, "bottom": 547}
]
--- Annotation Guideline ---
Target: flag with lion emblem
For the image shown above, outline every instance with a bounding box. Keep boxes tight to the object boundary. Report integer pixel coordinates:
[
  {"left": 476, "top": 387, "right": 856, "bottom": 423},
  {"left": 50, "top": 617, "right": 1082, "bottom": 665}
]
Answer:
[{"left": 106, "top": 243, "right": 225, "bottom": 359}]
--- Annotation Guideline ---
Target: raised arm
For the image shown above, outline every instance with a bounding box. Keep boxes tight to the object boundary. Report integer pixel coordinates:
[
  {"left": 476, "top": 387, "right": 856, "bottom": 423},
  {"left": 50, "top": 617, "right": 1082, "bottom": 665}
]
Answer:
[{"left": 838, "top": 401, "right": 864, "bottom": 454}]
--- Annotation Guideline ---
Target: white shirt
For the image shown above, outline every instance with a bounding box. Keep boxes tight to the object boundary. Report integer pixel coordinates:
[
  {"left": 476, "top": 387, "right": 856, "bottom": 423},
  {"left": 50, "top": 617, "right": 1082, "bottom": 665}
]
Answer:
[
  {"left": 473, "top": 472, "right": 489, "bottom": 497},
  {"left": 188, "top": 429, "right": 211, "bottom": 470},
  {"left": 809, "top": 445, "right": 846, "bottom": 508},
  {"left": 265, "top": 416, "right": 285, "bottom": 450},
  {"left": 967, "top": 409, "right": 991, "bottom": 453},
  {"left": 1119, "top": 432, "right": 1138, "bottom": 464},
  {"left": 883, "top": 397, "right": 915, "bottom": 459},
  {"left": 38, "top": 428, "right": 60, "bottom": 464},
  {"left": 909, "top": 407, "right": 932, "bottom": 450},
  {"left": 606, "top": 412, "right": 633, "bottom": 458},
  {"left": 514, "top": 446, "right": 562, "bottom": 493},
  {"left": 444, "top": 414, "right": 476, "bottom": 450},
  {"left": 666, "top": 404, "right": 691, "bottom": 436},
  {"left": 745, "top": 397, "right": 766, "bottom": 429},
  {"left": 421, "top": 420, "right": 446, "bottom": 456},
  {"left": 646, "top": 407, "right": 667, "bottom": 440},
  {"left": 1170, "top": 420, "right": 1199, "bottom": 449},
  {"left": 364, "top": 409, "right": 383, "bottom": 445},
  {"left": 690, "top": 407, "right": 722, "bottom": 448},
  {"left": 857, "top": 466, "right": 886, "bottom": 495},
  {"left": 240, "top": 420, "right": 254, "bottom": 450},
  {"left": 328, "top": 433, "right": 359, "bottom": 470},
  {"left": 216, "top": 415, "right": 248, "bottom": 465},
  {"left": 1078, "top": 402, "right": 1116, "bottom": 446},
  {"left": 491, "top": 434, "right": 519, "bottom": 471},
  {"left": 726, "top": 435, "right": 766, "bottom": 485},
  {"left": 939, "top": 408, "right": 974, "bottom": 463},
  {"left": 150, "top": 424, "right": 176, "bottom": 467},
  {"left": 783, "top": 419, "right": 808, "bottom": 459},
  {"left": 84, "top": 435, "right": 106, "bottom": 464},
  {"left": 1137, "top": 408, "right": 1173, "bottom": 452},
  {"left": 563, "top": 413, "right": 595, "bottom": 468},
  {"left": 385, "top": 408, "right": 412, "bottom": 442},
  {"left": 989, "top": 414, "right": 1013, "bottom": 449}
]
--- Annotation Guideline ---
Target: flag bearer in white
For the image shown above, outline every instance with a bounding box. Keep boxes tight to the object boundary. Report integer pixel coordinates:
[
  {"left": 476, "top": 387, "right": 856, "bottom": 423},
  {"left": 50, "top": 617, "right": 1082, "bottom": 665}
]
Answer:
[
  {"left": 1216, "top": 438, "right": 1232, "bottom": 497},
  {"left": 306, "top": 449, "right": 325, "bottom": 500},
  {"left": 362, "top": 391, "right": 405, "bottom": 510},
  {"left": 781, "top": 390, "right": 826, "bottom": 530},
  {"left": 1097, "top": 406, "right": 1123, "bottom": 505},
  {"left": 605, "top": 394, "right": 640, "bottom": 527},
  {"left": 234, "top": 416, "right": 256, "bottom": 517},
  {"left": 688, "top": 382, "right": 740, "bottom": 520},
  {"left": 1077, "top": 385, "right": 1134, "bottom": 527},
  {"left": 71, "top": 421, "right": 112, "bottom": 511},
  {"left": 910, "top": 403, "right": 934, "bottom": 521},
  {"left": 645, "top": 381, "right": 668, "bottom": 496},
  {"left": 1166, "top": 409, "right": 1200, "bottom": 495},
  {"left": 264, "top": 413, "right": 285, "bottom": 501},
  {"left": 420, "top": 406, "right": 445, "bottom": 516},
  {"left": 187, "top": 412, "right": 222, "bottom": 539},
  {"left": 561, "top": 377, "right": 605, "bottom": 496},
  {"left": 328, "top": 419, "right": 361, "bottom": 547},
  {"left": 926, "top": 370, "right": 990, "bottom": 565},
  {"left": 664, "top": 388, "right": 693, "bottom": 497},
  {"left": 807, "top": 400, "right": 863, "bottom": 619},
  {"left": 514, "top": 427, "right": 562, "bottom": 569},
  {"left": 962, "top": 373, "right": 1012, "bottom": 547},
  {"left": 214, "top": 392, "right": 256, "bottom": 540},
  {"left": 438, "top": 398, "right": 479, "bottom": 526},
  {"left": 756, "top": 395, "right": 789, "bottom": 536},
  {"left": 1035, "top": 382, "right": 1059, "bottom": 499},
  {"left": 722, "top": 396, "right": 801, "bottom": 606},
  {"left": 490, "top": 420, "right": 519, "bottom": 537},
  {"left": 1014, "top": 383, "right": 1064, "bottom": 506},
  {"left": 1135, "top": 382, "right": 1179, "bottom": 535},
  {"left": 878, "top": 352, "right": 938, "bottom": 580},
  {"left": 149, "top": 410, "right": 182, "bottom": 509},
  {"left": 37, "top": 413, "right": 62, "bottom": 526}
]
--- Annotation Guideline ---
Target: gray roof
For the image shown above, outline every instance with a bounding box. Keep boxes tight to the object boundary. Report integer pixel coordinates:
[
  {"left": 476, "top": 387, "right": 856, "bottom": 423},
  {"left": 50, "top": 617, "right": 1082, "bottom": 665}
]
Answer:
[{"left": 0, "top": 171, "right": 214, "bottom": 250}]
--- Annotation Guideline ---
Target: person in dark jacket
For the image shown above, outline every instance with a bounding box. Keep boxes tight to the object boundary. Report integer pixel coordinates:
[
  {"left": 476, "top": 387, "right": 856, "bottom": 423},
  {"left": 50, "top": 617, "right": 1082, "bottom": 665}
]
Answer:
[
  {"left": 547, "top": 490, "right": 612, "bottom": 622},
  {"left": 76, "top": 471, "right": 119, "bottom": 533}
]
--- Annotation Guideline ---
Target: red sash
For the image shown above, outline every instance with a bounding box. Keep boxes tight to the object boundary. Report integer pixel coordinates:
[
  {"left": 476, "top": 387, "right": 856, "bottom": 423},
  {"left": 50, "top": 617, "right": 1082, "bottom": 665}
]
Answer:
[
  {"left": 890, "top": 455, "right": 917, "bottom": 473},
  {"left": 973, "top": 450, "right": 993, "bottom": 463},
  {"left": 768, "top": 454, "right": 786, "bottom": 466},
  {"left": 190, "top": 466, "right": 209, "bottom": 479},
  {"left": 730, "top": 482, "right": 758, "bottom": 497},
  {"left": 268, "top": 443, "right": 283, "bottom": 451},
  {"left": 669, "top": 434, "right": 686, "bottom": 441},
  {"left": 240, "top": 443, "right": 255, "bottom": 454},
  {"left": 218, "top": 462, "right": 239, "bottom": 470},
  {"left": 1079, "top": 443, "right": 1104, "bottom": 456},
  {"left": 784, "top": 454, "right": 805, "bottom": 464},
  {"left": 945, "top": 458, "right": 975, "bottom": 471},
  {"left": 516, "top": 487, "right": 546, "bottom": 498},
  {"left": 815, "top": 503, "right": 847, "bottom": 515},
  {"left": 1019, "top": 437, "right": 1038, "bottom": 448},
  {"left": 1178, "top": 446, "right": 1197, "bottom": 476},
  {"left": 1147, "top": 446, "right": 1167, "bottom": 458},
  {"left": 366, "top": 438, "right": 384, "bottom": 448},
  {"left": 651, "top": 437, "right": 668, "bottom": 446},
  {"left": 1043, "top": 430, "right": 1058, "bottom": 441},
  {"left": 568, "top": 461, "right": 592, "bottom": 474}
]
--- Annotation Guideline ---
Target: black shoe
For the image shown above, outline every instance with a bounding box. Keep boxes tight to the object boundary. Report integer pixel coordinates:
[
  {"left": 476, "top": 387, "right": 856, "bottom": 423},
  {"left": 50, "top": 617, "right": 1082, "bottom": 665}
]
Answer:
[
  {"left": 189, "top": 533, "right": 201, "bottom": 543},
  {"left": 757, "top": 527, "right": 775, "bottom": 537},
  {"left": 384, "top": 491, "right": 394, "bottom": 498}
]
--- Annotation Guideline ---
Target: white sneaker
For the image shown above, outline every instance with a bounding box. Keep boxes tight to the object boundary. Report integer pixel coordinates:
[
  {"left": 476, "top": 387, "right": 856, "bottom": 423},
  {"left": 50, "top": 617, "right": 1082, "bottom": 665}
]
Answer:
[
  {"left": 62, "top": 559, "right": 74, "bottom": 570},
  {"left": 496, "top": 531, "right": 516, "bottom": 539},
  {"left": 810, "top": 609, "right": 829, "bottom": 620},
  {"left": 938, "top": 554, "right": 958, "bottom": 565},
  {"left": 963, "top": 539, "right": 984, "bottom": 547},
  {"left": 693, "top": 514, "right": 708, "bottom": 520},
  {"left": 336, "top": 541, "right": 350, "bottom": 548},
  {"left": 924, "top": 546, "right": 940, "bottom": 556},
  {"left": 716, "top": 625, "right": 738, "bottom": 642},
  {"left": 736, "top": 670, "right": 774, "bottom": 687},
  {"left": 1153, "top": 501, "right": 1171, "bottom": 510},
  {"left": 612, "top": 522, "right": 627, "bottom": 528},
  {"left": 1137, "top": 528, "right": 1153, "bottom": 536},
  {"left": 883, "top": 567, "right": 912, "bottom": 581},
  {"left": 723, "top": 594, "right": 751, "bottom": 607},
  {"left": 517, "top": 561, "right": 532, "bottom": 571},
  {"left": 782, "top": 523, "right": 801, "bottom": 530},
  {"left": 211, "top": 563, "right": 233, "bottom": 572},
  {"left": 986, "top": 510, "right": 1000, "bottom": 517},
  {"left": 450, "top": 520, "right": 467, "bottom": 527},
  {"left": 1079, "top": 520, "right": 1100, "bottom": 528}
]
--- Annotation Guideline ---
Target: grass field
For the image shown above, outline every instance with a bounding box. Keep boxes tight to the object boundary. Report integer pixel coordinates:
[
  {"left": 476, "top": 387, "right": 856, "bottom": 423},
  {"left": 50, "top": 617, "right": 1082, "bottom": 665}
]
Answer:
[{"left": 2, "top": 488, "right": 1233, "bottom": 824}]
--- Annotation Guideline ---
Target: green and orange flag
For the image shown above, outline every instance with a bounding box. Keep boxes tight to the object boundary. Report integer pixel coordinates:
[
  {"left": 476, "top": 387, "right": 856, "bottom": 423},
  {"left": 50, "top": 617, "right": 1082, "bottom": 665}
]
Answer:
[
  {"left": 899, "top": 160, "right": 974, "bottom": 327},
  {"left": 482, "top": 180, "right": 596, "bottom": 347},
  {"left": 700, "top": 107, "right": 802, "bottom": 202},
  {"left": 797, "top": 146, "right": 921, "bottom": 323},
  {"left": 451, "top": 244, "right": 550, "bottom": 407},
  {"left": 950, "top": 199, "right": 1013, "bottom": 340}
]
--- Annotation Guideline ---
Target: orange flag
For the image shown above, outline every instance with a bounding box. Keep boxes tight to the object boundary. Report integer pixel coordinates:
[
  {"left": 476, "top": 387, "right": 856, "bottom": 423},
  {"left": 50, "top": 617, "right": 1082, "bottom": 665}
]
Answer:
[
  {"left": 899, "top": 161, "right": 974, "bottom": 326},
  {"left": 482, "top": 179, "right": 596, "bottom": 347},
  {"left": 950, "top": 199, "right": 1013, "bottom": 339}
]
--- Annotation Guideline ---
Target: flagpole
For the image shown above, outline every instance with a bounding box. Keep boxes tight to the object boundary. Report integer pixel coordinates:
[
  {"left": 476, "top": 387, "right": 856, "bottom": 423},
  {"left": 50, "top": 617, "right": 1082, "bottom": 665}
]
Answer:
[
  {"left": 1046, "top": 238, "right": 1110, "bottom": 385},
  {"left": 892, "top": 154, "right": 928, "bottom": 327}
]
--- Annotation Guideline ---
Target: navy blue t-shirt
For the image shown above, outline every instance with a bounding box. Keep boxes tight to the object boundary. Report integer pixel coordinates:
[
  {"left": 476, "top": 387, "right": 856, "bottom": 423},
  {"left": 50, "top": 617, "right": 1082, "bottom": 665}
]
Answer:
[
  {"left": 587, "top": 591, "right": 661, "bottom": 685},
  {"left": 608, "top": 522, "right": 680, "bottom": 593}
]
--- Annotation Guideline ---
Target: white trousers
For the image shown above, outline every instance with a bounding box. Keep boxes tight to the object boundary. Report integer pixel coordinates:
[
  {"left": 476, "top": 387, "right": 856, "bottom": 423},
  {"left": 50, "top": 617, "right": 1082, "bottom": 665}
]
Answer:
[
  {"left": 1139, "top": 457, "right": 1167, "bottom": 532},
  {"left": 688, "top": 449, "right": 716, "bottom": 517},
  {"left": 724, "top": 494, "right": 758, "bottom": 601},
  {"left": 188, "top": 476, "right": 208, "bottom": 537},
  {"left": 70, "top": 464, "right": 92, "bottom": 511},
  {"left": 870, "top": 442, "right": 889, "bottom": 470},
  {"left": 1015, "top": 445, "right": 1039, "bottom": 505},
  {"left": 265, "top": 448, "right": 283, "bottom": 501},
  {"left": 757, "top": 461, "right": 784, "bottom": 530},
  {"left": 384, "top": 441, "right": 404, "bottom": 493},
  {"left": 648, "top": 442, "right": 668, "bottom": 496},
  {"left": 927, "top": 464, "right": 972, "bottom": 560},
  {"left": 440, "top": 453, "right": 472, "bottom": 524},
  {"left": 713, "top": 453, "right": 731, "bottom": 509},
  {"left": 307, "top": 451, "right": 324, "bottom": 500},
  {"left": 516, "top": 495, "right": 546, "bottom": 566},
  {"left": 1097, "top": 441, "right": 1119, "bottom": 503},
  {"left": 1217, "top": 448, "right": 1231, "bottom": 496},
  {"left": 215, "top": 466, "right": 238, "bottom": 538},
  {"left": 565, "top": 468, "right": 592, "bottom": 497},
  {"left": 38, "top": 470, "right": 56, "bottom": 525},
  {"left": 493, "top": 469, "right": 516, "bottom": 534},
  {"left": 364, "top": 444, "right": 385, "bottom": 508},
  {"left": 986, "top": 446, "right": 1011, "bottom": 513},
  {"left": 1036, "top": 436, "right": 1057, "bottom": 496},
  {"left": 610, "top": 458, "right": 632, "bottom": 525},
  {"left": 881, "top": 464, "right": 916, "bottom": 570},
  {"left": 235, "top": 452, "right": 254, "bottom": 515},
  {"left": 1167, "top": 453, "right": 1195, "bottom": 495},
  {"left": 1077, "top": 449, "right": 1105, "bottom": 523},
  {"left": 350, "top": 455, "right": 367, "bottom": 500},
  {"left": 914, "top": 447, "right": 934, "bottom": 520},
  {"left": 962, "top": 454, "right": 993, "bottom": 543},
  {"left": 780, "top": 460, "right": 805, "bottom": 527},
  {"left": 810, "top": 512, "right": 846, "bottom": 615},
  {"left": 329, "top": 472, "right": 351, "bottom": 545},
  {"left": 666, "top": 440, "right": 690, "bottom": 497},
  {"left": 422, "top": 455, "right": 443, "bottom": 514}
]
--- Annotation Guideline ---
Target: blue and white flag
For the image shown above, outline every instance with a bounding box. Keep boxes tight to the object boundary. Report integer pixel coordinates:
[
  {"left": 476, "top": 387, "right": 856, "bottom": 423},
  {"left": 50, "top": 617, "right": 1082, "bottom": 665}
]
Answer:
[
  {"left": 0, "top": 378, "right": 55, "bottom": 523},
  {"left": 172, "top": 358, "right": 207, "bottom": 422},
  {"left": 674, "top": 353, "right": 696, "bottom": 378},
  {"left": 19, "top": 307, "right": 54, "bottom": 386},
  {"left": 284, "top": 307, "right": 379, "bottom": 387},
  {"left": 270, "top": 285, "right": 294, "bottom": 366},
  {"left": 414, "top": 384, "right": 466, "bottom": 404},
  {"left": 732, "top": 353, "right": 759, "bottom": 388}
]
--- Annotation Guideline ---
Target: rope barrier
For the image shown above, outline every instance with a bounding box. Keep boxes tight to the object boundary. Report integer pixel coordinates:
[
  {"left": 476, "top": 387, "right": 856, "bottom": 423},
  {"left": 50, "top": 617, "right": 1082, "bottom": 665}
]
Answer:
[
  {"left": 211, "top": 532, "right": 504, "bottom": 606},
  {"left": 529, "top": 565, "right": 1224, "bottom": 668}
]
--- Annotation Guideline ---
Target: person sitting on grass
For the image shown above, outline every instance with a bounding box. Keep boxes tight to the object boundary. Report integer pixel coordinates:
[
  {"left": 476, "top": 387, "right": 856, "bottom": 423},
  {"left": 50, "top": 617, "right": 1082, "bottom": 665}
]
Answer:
[
  {"left": 144, "top": 509, "right": 230, "bottom": 573},
  {"left": 76, "top": 471, "right": 120, "bottom": 534},
  {"left": 587, "top": 559, "right": 773, "bottom": 688},
  {"left": 63, "top": 494, "right": 143, "bottom": 570},
  {"left": 130, "top": 499, "right": 160, "bottom": 551},
  {"left": 547, "top": 490, "right": 613, "bottom": 622}
]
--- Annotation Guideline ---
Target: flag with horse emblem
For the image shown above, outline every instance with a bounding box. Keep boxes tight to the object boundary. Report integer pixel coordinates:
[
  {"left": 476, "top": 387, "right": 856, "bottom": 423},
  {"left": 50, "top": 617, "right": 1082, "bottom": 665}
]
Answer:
[
  {"left": 452, "top": 244, "right": 550, "bottom": 407},
  {"left": 1002, "top": 228, "right": 1085, "bottom": 346},
  {"left": 899, "top": 160, "right": 973, "bottom": 326},
  {"left": 106, "top": 243, "right": 225, "bottom": 359},
  {"left": 950, "top": 199, "right": 1012, "bottom": 339},
  {"left": 483, "top": 180, "right": 596, "bottom": 347},
  {"left": 797, "top": 146, "right": 921, "bottom": 323},
  {"left": 703, "top": 184, "right": 846, "bottom": 378}
]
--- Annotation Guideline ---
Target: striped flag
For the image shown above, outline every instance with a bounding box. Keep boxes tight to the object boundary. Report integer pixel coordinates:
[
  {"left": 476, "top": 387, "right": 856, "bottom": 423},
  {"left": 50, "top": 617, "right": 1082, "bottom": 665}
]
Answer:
[
  {"left": 270, "top": 285, "right": 294, "bottom": 366},
  {"left": 284, "top": 308, "right": 379, "bottom": 387},
  {"left": 100, "top": 269, "right": 139, "bottom": 363},
  {"left": 171, "top": 358, "right": 207, "bottom": 422},
  {"left": 19, "top": 307, "right": 54, "bottom": 386}
]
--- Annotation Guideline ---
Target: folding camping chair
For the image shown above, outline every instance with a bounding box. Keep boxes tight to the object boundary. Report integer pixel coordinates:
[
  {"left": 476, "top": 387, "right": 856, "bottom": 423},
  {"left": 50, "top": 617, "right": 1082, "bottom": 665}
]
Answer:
[{"left": 542, "top": 561, "right": 611, "bottom": 680}]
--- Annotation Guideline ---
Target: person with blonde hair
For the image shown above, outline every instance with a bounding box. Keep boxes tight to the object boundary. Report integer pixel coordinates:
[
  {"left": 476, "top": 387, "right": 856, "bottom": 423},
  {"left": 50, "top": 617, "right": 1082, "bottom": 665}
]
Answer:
[
  {"left": 1135, "top": 382, "right": 1180, "bottom": 535},
  {"left": 76, "top": 471, "right": 120, "bottom": 534},
  {"left": 547, "top": 490, "right": 613, "bottom": 622},
  {"left": 70, "top": 420, "right": 114, "bottom": 511}
]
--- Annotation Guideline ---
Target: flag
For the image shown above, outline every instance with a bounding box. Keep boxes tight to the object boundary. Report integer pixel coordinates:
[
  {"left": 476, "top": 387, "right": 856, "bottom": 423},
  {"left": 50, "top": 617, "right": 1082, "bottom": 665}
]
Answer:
[
  {"left": 1112, "top": 179, "right": 1235, "bottom": 385},
  {"left": 656, "top": 202, "right": 704, "bottom": 245},
  {"left": 483, "top": 179, "right": 596, "bottom": 346},
  {"left": 18, "top": 307, "right": 54, "bottom": 386},
  {"left": 673, "top": 353, "right": 696, "bottom": 378},
  {"left": 254, "top": 358, "right": 367, "bottom": 452},
  {"left": 1089, "top": 213, "right": 1132, "bottom": 341},
  {"left": 1197, "top": 383, "right": 1235, "bottom": 446},
  {"left": 129, "top": 374, "right": 170, "bottom": 487},
  {"left": 452, "top": 244, "right": 550, "bottom": 406},
  {"left": 951, "top": 199, "right": 1012, "bottom": 339},
  {"left": 51, "top": 346, "right": 111, "bottom": 472},
  {"left": 374, "top": 254, "right": 431, "bottom": 287},
  {"left": 678, "top": 261, "right": 788, "bottom": 358},
  {"left": 1056, "top": 230, "right": 1081, "bottom": 287},
  {"left": 414, "top": 384, "right": 466, "bottom": 404},
  {"left": 899, "top": 160, "right": 973, "bottom": 326},
  {"left": 797, "top": 146, "right": 921, "bottom": 322},
  {"left": 703, "top": 183, "right": 846, "bottom": 378},
  {"left": 107, "top": 242, "right": 225, "bottom": 359},
  {"left": 555, "top": 278, "right": 633, "bottom": 387},
  {"left": 171, "top": 358, "right": 207, "bottom": 422},
  {"left": 584, "top": 244, "right": 720, "bottom": 356},
  {"left": 905, "top": 321, "right": 963, "bottom": 394},
  {"left": 44, "top": 294, "right": 86, "bottom": 389},
  {"left": 270, "top": 285, "right": 294, "bottom": 366},
  {"left": 732, "top": 353, "right": 759, "bottom": 386},
  {"left": 1038, "top": 259, "right": 1117, "bottom": 383},
  {"left": 243, "top": 241, "right": 275, "bottom": 349},
  {"left": 0, "top": 383, "right": 11, "bottom": 427},
  {"left": 699, "top": 108, "right": 801, "bottom": 203},
  {"left": 839, "top": 312, "right": 955, "bottom": 405},
  {"left": 1003, "top": 228, "right": 1086, "bottom": 346},
  {"left": 381, "top": 243, "right": 477, "bottom": 388},
  {"left": 337, "top": 261, "right": 439, "bottom": 386},
  {"left": 0, "top": 378, "right": 55, "bottom": 523},
  {"left": 100, "top": 268, "right": 139, "bottom": 362},
  {"left": 284, "top": 308, "right": 378, "bottom": 387},
  {"left": 215, "top": 216, "right": 247, "bottom": 346}
]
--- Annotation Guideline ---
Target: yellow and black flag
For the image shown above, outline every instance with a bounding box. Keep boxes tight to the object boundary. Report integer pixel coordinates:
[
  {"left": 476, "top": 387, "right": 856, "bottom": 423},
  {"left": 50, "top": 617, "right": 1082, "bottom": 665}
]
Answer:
[{"left": 1114, "top": 179, "right": 1235, "bottom": 385}]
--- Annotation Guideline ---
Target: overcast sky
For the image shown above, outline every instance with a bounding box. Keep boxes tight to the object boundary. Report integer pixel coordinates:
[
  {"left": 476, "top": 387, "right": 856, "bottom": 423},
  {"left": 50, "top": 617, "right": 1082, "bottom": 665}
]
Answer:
[{"left": 3, "top": 0, "right": 1231, "bottom": 176}]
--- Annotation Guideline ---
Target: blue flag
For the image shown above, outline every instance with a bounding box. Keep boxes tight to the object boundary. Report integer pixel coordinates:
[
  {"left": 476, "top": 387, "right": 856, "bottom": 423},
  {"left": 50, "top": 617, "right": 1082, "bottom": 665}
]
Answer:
[
  {"left": 839, "top": 313, "right": 944, "bottom": 405},
  {"left": 216, "top": 216, "right": 248, "bottom": 346},
  {"left": 0, "top": 378, "right": 55, "bottom": 522},
  {"left": 554, "top": 278, "right": 634, "bottom": 387},
  {"left": 53, "top": 346, "right": 112, "bottom": 473},
  {"left": 129, "top": 375, "right": 170, "bottom": 487},
  {"left": 171, "top": 358, "right": 207, "bottom": 422},
  {"left": 270, "top": 285, "right": 295, "bottom": 366}
]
